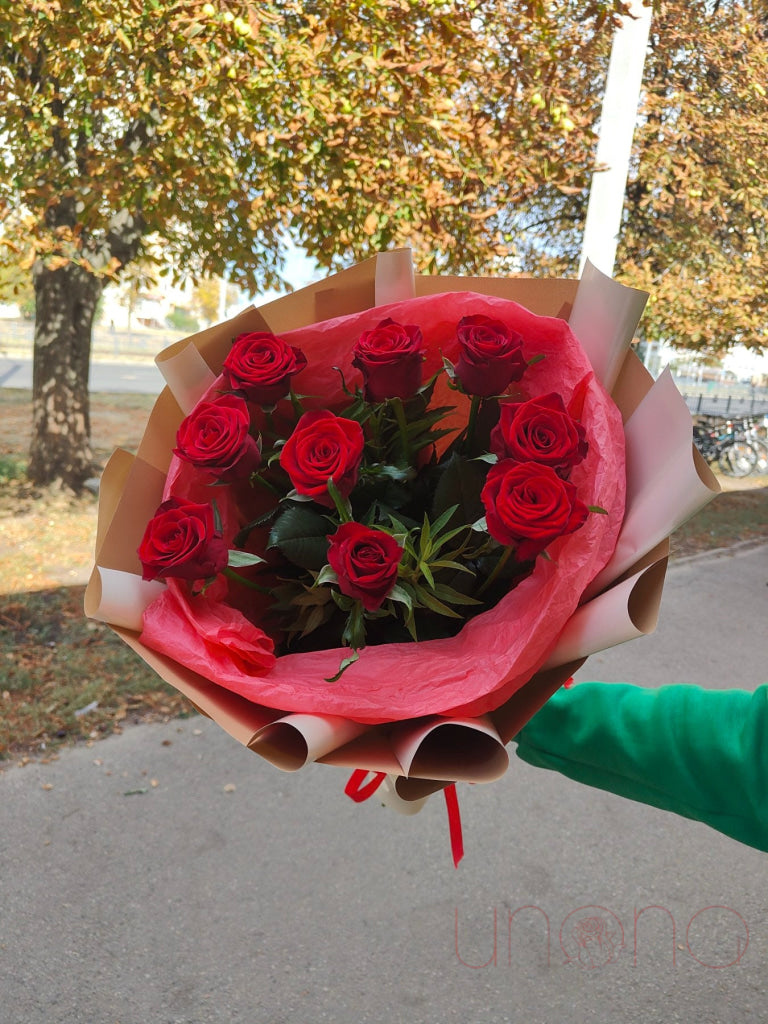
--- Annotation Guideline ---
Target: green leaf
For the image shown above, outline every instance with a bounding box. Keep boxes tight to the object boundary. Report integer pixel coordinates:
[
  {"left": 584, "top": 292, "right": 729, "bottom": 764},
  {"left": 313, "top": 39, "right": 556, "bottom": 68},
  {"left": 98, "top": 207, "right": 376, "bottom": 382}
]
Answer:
[
  {"left": 331, "top": 590, "right": 354, "bottom": 612},
  {"left": 227, "top": 550, "right": 266, "bottom": 568},
  {"left": 431, "top": 453, "right": 488, "bottom": 528},
  {"left": 326, "top": 477, "right": 353, "bottom": 522},
  {"left": 412, "top": 585, "right": 464, "bottom": 618},
  {"left": 387, "top": 583, "right": 414, "bottom": 611},
  {"left": 430, "top": 582, "right": 483, "bottom": 607},
  {"left": 268, "top": 505, "right": 331, "bottom": 570},
  {"left": 342, "top": 602, "right": 366, "bottom": 650},
  {"left": 233, "top": 508, "right": 278, "bottom": 548},
  {"left": 418, "top": 560, "right": 436, "bottom": 588},
  {"left": 324, "top": 649, "right": 360, "bottom": 683},
  {"left": 300, "top": 604, "right": 332, "bottom": 639},
  {"left": 315, "top": 564, "right": 339, "bottom": 587},
  {"left": 429, "top": 558, "right": 473, "bottom": 573},
  {"left": 588, "top": 505, "right": 608, "bottom": 514},
  {"left": 429, "top": 503, "right": 460, "bottom": 537}
]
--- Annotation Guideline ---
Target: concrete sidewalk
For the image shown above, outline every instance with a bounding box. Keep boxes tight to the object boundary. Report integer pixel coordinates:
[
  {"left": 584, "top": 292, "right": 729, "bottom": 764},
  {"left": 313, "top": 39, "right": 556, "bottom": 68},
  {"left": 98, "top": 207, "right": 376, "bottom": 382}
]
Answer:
[{"left": 1, "top": 543, "right": 767, "bottom": 1024}]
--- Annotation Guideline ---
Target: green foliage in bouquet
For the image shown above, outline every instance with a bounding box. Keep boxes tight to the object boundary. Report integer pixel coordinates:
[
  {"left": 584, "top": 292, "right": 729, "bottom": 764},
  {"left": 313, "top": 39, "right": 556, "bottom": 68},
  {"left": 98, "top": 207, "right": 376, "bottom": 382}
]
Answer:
[{"left": 138, "top": 316, "right": 595, "bottom": 679}]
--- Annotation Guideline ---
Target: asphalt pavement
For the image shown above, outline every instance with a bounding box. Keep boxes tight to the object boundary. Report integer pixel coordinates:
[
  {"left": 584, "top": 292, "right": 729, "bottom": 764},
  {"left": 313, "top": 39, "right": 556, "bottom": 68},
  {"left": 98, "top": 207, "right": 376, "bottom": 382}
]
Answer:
[
  {"left": 3, "top": 354, "right": 768, "bottom": 418},
  {"left": 0, "top": 356, "right": 165, "bottom": 394},
  {"left": 1, "top": 542, "right": 767, "bottom": 1024}
]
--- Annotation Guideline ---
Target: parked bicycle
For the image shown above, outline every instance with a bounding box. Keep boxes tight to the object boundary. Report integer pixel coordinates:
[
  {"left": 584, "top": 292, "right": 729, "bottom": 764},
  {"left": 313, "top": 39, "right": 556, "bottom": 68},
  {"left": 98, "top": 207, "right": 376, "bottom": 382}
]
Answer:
[
  {"left": 693, "top": 418, "right": 759, "bottom": 477},
  {"left": 739, "top": 417, "right": 768, "bottom": 474}
]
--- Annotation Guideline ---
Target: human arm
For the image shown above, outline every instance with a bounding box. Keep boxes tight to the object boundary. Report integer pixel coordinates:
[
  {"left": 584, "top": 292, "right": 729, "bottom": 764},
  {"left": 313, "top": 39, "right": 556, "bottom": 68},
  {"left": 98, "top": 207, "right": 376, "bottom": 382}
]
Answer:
[{"left": 514, "top": 682, "right": 768, "bottom": 852}]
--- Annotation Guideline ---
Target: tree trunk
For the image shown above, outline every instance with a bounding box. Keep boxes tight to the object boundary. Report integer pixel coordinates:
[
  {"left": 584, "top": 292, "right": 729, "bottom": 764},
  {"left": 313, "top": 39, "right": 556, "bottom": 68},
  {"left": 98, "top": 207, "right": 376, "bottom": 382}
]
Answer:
[{"left": 27, "top": 262, "right": 103, "bottom": 491}]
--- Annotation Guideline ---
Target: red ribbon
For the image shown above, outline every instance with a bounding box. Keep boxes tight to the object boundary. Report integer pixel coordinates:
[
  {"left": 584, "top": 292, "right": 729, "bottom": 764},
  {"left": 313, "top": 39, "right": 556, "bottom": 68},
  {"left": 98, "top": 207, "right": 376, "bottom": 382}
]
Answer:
[
  {"left": 344, "top": 769, "right": 387, "bottom": 802},
  {"left": 443, "top": 784, "right": 464, "bottom": 869},
  {"left": 344, "top": 771, "right": 465, "bottom": 868}
]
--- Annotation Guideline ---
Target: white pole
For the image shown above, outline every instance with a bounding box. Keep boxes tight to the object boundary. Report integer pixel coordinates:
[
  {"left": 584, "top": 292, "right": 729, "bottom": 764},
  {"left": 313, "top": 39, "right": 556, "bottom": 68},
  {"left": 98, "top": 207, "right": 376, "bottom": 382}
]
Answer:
[
  {"left": 579, "top": 0, "right": 653, "bottom": 277},
  {"left": 217, "top": 272, "right": 229, "bottom": 323}
]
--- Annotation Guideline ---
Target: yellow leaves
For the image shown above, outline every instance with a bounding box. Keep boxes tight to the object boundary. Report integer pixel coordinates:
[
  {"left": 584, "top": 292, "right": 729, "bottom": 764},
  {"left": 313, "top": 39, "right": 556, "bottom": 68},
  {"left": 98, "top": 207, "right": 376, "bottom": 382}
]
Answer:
[
  {"left": 468, "top": 207, "right": 499, "bottom": 221},
  {"left": 114, "top": 27, "right": 132, "bottom": 52}
]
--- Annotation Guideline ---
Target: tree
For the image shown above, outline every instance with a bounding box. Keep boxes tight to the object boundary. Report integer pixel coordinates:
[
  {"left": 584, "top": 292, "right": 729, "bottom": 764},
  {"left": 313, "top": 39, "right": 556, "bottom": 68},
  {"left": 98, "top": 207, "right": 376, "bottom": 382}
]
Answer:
[
  {"left": 0, "top": 0, "right": 630, "bottom": 491},
  {"left": 0, "top": 260, "right": 35, "bottom": 318},
  {"left": 192, "top": 276, "right": 242, "bottom": 325},
  {"left": 619, "top": 0, "right": 768, "bottom": 355},
  {"left": 505, "top": 0, "right": 768, "bottom": 358}
]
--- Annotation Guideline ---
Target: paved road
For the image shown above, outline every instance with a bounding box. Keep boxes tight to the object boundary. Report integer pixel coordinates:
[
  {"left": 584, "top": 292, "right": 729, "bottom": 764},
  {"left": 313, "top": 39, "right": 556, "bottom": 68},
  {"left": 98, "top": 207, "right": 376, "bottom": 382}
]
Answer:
[
  {"left": 0, "top": 356, "right": 165, "bottom": 394},
  {"left": 2, "top": 546, "right": 767, "bottom": 1024},
  {"left": 3, "top": 354, "right": 768, "bottom": 418}
]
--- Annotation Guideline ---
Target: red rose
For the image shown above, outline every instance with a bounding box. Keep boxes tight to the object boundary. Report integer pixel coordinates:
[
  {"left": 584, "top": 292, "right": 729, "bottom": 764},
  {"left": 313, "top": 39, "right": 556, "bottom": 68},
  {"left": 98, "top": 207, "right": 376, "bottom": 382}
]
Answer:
[
  {"left": 138, "top": 498, "right": 228, "bottom": 582},
  {"left": 481, "top": 460, "right": 589, "bottom": 560},
  {"left": 454, "top": 315, "right": 526, "bottom": 397},
  {"left": 174, "top": 394, "right": 261, "bottom": 482},
  {"left": 489, "top": 392, "right": 588, "bottom": 476},
  {"left": 279, "top": 409, "right": 365, "bottom": 505},
  {"left": 352, "top": 318, "right": 425, "bottom": 402},
  {"left": 327, "top": 522, "right": 404, "bottom": 611},
  {"left": 223, "top": 331, "right": 307, "bottom": 405}
]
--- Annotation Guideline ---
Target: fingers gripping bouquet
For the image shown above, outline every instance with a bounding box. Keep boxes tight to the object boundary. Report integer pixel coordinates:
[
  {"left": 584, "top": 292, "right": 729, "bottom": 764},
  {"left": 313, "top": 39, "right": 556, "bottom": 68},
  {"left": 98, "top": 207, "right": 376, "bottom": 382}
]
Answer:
[{"left": 86, "top": 251, "right": 720, "bottom": 859}]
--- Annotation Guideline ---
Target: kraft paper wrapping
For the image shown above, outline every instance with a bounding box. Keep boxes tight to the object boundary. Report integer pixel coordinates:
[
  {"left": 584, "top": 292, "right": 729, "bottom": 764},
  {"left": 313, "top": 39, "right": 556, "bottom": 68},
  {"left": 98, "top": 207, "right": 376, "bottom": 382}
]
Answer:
[{"left": 86, "top": 250, "right": 720, "bottom": 797}]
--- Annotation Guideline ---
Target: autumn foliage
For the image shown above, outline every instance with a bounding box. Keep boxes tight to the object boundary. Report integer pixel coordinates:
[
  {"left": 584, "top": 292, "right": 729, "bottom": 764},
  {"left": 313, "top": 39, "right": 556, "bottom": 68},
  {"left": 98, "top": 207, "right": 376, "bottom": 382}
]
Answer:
[{"left": 4, "top": 1, "right": 766, "bottom": 488}]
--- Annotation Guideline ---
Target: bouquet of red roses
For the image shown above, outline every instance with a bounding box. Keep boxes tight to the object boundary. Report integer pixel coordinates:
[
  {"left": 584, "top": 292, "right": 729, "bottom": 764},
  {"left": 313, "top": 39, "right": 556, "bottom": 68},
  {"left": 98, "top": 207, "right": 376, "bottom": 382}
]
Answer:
[{"left": 86, "top": 251, "right": 719, "bottom": 853}]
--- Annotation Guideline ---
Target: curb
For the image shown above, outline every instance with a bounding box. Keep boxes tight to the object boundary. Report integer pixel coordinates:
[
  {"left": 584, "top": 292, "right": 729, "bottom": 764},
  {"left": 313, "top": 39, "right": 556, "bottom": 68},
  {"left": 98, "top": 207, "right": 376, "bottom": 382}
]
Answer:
[{"left": 670, "top": 536, "right": 768, "bottom": 567}]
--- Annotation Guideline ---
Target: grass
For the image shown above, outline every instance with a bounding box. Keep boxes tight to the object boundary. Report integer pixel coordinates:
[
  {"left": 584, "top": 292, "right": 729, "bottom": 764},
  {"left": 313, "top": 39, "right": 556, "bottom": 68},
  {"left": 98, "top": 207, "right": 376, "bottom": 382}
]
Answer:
[
  {"left": 668, "top": 483, "right": 768, "bottom": 558},
  {"left": 0, "top": 587, "right": 189, "bottom": 760},
  {"left": 0, "top": 386, "right": 767, "bottom": 761},
  {"left": 0, "top": 388, "right": 194, "bottom": 761}
]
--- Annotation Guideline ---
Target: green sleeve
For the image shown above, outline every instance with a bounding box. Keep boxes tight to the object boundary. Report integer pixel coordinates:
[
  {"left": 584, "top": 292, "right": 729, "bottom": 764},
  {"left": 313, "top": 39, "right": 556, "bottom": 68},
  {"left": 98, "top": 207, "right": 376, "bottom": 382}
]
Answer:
[{"left": 514, "top": 682, "right": 768, "bottom": 852}]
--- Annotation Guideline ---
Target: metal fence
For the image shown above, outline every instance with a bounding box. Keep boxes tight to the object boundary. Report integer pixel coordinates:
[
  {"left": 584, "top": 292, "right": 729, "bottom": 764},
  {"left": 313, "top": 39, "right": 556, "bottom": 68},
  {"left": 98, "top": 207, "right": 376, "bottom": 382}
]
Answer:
[{"left": 678, "top": 388, "right": 768, "bottom": 420}]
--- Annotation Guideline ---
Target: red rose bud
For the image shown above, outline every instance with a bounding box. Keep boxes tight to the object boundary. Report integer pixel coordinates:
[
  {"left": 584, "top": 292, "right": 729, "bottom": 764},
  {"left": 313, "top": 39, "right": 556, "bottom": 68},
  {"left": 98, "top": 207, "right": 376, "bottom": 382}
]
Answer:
[
  {"left": 279, "top": 409, "right": 365, "bottom": 505},
  {"left": 327, "top": 522, "right": 404, "bottom": 611},
  {"left": 454, "top": 315, "right": 526, "bottom": 397},
  {"left": 489, "top": 392, "right": 588, "bottom": 476},
  {"left": 174, "top": 394, "right": 261, "bottom": 482},
  {"left": 138, "top": 498, "right": 229, "bottom": 582},
  {"left": 222, "top": 330, "right": 307, "bottom": 405},
  {"left": 352, "top": 318, "right": 425, "bottom": 402},
  {"left": 481, "top": 460, "right": 589, "bottom": 561}
]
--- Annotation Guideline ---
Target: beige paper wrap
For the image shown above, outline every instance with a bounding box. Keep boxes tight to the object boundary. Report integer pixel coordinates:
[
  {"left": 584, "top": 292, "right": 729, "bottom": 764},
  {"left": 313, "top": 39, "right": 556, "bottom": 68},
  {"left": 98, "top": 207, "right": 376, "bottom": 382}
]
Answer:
[{"left": 86, "top": 250, "right": 720, "bottom": 801}]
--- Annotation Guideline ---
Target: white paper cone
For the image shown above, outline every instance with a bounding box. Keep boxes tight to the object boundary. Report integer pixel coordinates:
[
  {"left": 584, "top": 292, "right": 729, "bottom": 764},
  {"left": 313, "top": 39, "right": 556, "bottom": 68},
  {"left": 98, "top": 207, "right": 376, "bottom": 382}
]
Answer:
[
  {"left": 392, "top": 716, "right": 508, "bottom": 783},
  {"left": 569, "top": 260, "right": 648, "bottom": 391},
  {"left": 248, "top": 713, "right": 368, "bottom": 772},
  {"left": 544, "top": 557, "right": 667, "bottom": 668},
  {"left": 85, "top": 567, "right": 165, "bottom": 632},
  {"left": 156, "top": 342, "right": 218, "bottom": 414},
  {"left": 378, "top": 775, "right": 430, "bottom": 815},
  {"left": 586, "top": 370, "right": 719, "bottom": 596},
  {"left": 374, "top": 248, "right": 415, "bottom": 306}
]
